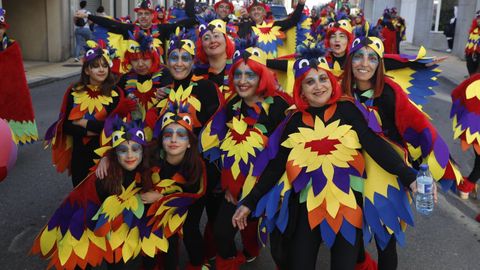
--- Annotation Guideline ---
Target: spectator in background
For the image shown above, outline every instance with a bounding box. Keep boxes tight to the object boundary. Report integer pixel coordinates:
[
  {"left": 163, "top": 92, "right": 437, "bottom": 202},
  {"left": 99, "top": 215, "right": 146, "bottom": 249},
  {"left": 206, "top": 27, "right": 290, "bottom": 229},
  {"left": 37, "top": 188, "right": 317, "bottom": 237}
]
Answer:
[
  {"left": 310, "top": 8, "right": 319, "bottom": 25},
  {"left": 444, "top": 6, "right": 457, "bottom": 53},
  {"left": 465, "top": 10, "right": 480, "bottom": 75},
  {"left": 74, "top": 0, "right": 92, "bottom": 62},
  {"left": 96, "top": 5, "right": 107, "bottom": 17}
]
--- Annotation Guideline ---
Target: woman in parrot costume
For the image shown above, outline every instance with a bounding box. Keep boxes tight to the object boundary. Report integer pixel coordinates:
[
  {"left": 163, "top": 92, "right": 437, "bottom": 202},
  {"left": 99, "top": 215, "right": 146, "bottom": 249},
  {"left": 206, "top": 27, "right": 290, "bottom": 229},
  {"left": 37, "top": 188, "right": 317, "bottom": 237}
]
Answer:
[
  {"left": 211, "top": 42, "right": 291, "bottom": 270},
  {"left": 194, "top": 14, "right": 236, "bottom": 100},
  {"left": 451, "top": 74, "right": 480, "bottom": 223},
  {"left": 341, "top": 25, "right": 460, "bottom": 269},
  {"left": 44, "top": 41, "right": 133, "bottom": 187},
  {"left": 0, "top": 8, "right": 38, "bottom": 145},
  {"left": 76, "top": 0, "right": 197, "bottom": 71},
  {"left": 33, "top": 110, "right": 207, "bottom": 269},
  {"left": 157, "top": 28, "right": 223, "bottom": 269},
  {"left": 231, "top": 42, "right": 417, "bottom": 270},
  {"left": 465, "top": 11, "right": 480, "bottom": 75},
  {"left": 117, "top": 30, "right": 167, "bottom": 124},
  {"left": 324, "top": 12, "right": 354, "bottom": 76}
]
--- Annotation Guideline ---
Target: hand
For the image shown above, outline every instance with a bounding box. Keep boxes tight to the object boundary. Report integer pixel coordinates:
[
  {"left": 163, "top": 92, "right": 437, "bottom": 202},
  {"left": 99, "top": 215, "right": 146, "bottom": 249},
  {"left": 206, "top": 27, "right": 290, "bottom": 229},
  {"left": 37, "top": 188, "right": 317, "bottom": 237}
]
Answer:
[
  {"left": 225, "top": 190, "right": 238, "bottom": 205},
  {"left": 155, "top": 87, "right": 168, "bottom": 101},
  {"left": 410, "top": 180, "right": 438, "bottom": 204},
  {"left": 239, "top": 7, "right": 248, "bottom": 18},
  {"left": 96, "top": 157, "right": 109, "bottom": 179},
  {"left": 112, "top": 98, "right": 137, "bottom": 117},
  {"left": 141, "top": 191, "right": 163, "bottom": 204},
  {"left": 72, "top": 119, "right": 88, "bottom": 128},
  {"left": 75, "top": 10, "right": 88, "bottom": 19},
  {"left": 232, "top": 205, "right": 251, "bottom": 230}
]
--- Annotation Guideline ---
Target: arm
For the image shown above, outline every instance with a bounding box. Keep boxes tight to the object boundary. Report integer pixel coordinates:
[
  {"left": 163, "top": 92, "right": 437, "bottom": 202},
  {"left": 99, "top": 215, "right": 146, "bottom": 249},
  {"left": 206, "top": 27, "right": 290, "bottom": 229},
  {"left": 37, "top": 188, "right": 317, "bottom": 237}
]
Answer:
[
  {"left": 184, "top": 0, "right": 195, "bottom": 18},
  {"left": 62, "top": 93, "right": 88, "bottom": 137},
  {"left": 87, "top": 14, "right": 133, "bottom": 35},
  {"left": 273, "top": 2, "right": 305, "bottom": 31},
  {"left": 341, "top": 102, "right": 416, "bottom": 188},
  {"left": 159, "top": 17, "right": 198, "bottom": 40}
]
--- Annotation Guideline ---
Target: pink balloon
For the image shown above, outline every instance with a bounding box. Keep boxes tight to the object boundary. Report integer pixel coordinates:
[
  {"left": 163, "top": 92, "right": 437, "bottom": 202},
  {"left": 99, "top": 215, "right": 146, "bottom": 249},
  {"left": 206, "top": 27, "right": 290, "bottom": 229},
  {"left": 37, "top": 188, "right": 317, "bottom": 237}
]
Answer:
[{"left": 0, "top": 118, "right": 16, "bottom": 181}]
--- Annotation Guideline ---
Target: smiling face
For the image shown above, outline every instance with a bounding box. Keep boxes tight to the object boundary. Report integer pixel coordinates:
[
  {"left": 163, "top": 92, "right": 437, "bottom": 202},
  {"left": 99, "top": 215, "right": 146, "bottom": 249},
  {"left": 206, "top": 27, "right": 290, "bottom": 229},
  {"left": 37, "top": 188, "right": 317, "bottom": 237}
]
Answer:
[
  {"left": 116, "top": 140, "right": 143, "bottom": 171},
  {"left": 250, "top": 5, "right": 266, "bottom": 24},
  {"left": 85, "top": 57, "right": 109, "bottom": 86},
  {"left": 201, "top": 30, "right": 227, "bottom": 58},
  {"left": 162, "top": 123, "right": 190, "bottom": 160},
  {"left": 168, "top": 48, "right": 193, "bottom": 80},
  {"left": 233, "top": 62, "right": 260, "bottom": 102},
  {"left": 301, "top": 68, "right": 333, "bottom": 107},
  {"left": 329, "top": 30, "right": 348, "bottom": 57},
  {"left": 351, "top": 47, "right": 379, "bottom": 86},
  {"left": 137, "top": 9, "right": 153, "bottom": 28},
  {"left": 216, "top": 3, "right": 232, "bottom": 19},
  {"left": 130, "top": 56, "right": 153, "bottom": 75}
]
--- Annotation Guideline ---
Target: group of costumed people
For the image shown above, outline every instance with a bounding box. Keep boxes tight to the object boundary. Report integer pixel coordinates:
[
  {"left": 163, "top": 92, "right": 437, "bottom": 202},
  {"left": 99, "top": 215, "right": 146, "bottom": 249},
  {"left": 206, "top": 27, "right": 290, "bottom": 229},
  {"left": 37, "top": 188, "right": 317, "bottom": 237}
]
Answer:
[{"left": 0, "top": 0, "right": 469, "bottom": 269}]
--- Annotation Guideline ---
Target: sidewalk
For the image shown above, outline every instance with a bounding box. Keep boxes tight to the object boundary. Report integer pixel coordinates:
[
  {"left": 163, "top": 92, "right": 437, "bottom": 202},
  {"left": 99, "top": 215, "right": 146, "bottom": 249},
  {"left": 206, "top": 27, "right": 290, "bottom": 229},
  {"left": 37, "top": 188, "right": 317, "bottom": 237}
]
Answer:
[
  {"left": 400, "top": 42, "right": 468, "bottom": 85},
  {"left": 24, "top": 58, "right": 81, "bottom": 88},
  {"left": 23, "top": 42, "right": 468, "bottom": 88}
]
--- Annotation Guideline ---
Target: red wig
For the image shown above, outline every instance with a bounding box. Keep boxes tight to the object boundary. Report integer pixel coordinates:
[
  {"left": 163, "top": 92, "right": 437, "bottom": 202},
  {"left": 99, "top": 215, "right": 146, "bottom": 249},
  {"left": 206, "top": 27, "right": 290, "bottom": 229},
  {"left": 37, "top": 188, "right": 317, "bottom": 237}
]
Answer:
[
  {"left": 195, "top": 32, "right": 235, "bottom": 64},
  {"left": 214, "top": 0, "right": 234, "bottom": 13},
  {"left": 293, "top": 67, "right": 341, "bottom": 112},
  {"left": 325, "top": 27, "right": 353, "bottom": 55},
  {"left": 123, "top": 50, "right": 161, "bottom": 74},
  {"left": 228, "top": 59, "right": 278, "bottom": 98}
]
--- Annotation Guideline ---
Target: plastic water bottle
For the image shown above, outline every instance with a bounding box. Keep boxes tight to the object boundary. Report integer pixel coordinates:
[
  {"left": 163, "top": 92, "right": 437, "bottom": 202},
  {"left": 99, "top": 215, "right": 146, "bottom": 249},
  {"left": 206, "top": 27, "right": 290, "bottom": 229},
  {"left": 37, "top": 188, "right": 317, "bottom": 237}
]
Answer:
[{"left": 415, "top": 164, "right": 434, "bottom": 215}]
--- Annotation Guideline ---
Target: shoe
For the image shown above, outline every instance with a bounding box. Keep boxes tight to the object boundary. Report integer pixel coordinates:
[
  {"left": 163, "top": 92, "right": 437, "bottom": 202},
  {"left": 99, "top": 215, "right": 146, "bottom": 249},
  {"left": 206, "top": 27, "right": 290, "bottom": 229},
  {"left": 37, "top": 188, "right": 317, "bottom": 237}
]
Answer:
[
  {"left": 457, "top": 177, "right": 476, "bottom": 199},
  {"left": 243, "top": 250, "right": 257, "bottom": 263},
  {"left": 74, "top": 57, "right": 80, "bottom": 62},
  {"left": 446, "top": 49, "right": 452, "bottom": 53}
]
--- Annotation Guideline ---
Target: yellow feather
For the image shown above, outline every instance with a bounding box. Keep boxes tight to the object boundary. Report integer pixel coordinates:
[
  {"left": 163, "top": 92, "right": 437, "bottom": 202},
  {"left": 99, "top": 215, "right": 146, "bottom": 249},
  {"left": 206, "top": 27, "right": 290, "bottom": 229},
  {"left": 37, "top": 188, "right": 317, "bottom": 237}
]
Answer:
[
  {"left": 39, "top": 227, "right": 57, "bottom": 255},
  {"left": 73, "top": 233, "right": 89, "bottom": 259}
]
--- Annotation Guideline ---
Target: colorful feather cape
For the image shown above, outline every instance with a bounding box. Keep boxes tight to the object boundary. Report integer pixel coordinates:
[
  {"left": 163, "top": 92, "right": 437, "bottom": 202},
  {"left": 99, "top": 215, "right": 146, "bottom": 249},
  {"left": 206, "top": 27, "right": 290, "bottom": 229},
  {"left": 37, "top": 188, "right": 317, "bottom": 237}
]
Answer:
[
  {"left": 450, "top": 73, "right": 480, "bottom": 155},
  {"left": 0, "top": 41, "right": 38, "bottom": 144},
  {"left": 385, "top": 78, "right": 461, "bottom": 189},
  {"left": 384, "top": 46, "right": 440, "bottom": 111},
  {"left": 219, "top": 96, "right": 289, "bottom": 200},
  {"left": 32, "top": 164, "right": 205, "bottom": 269},
  {"left": 44, "top": 84, "right": 120, "bottom": 175},
  {"left": 254, "top": 106, "right": 365, "bottom": 248}
]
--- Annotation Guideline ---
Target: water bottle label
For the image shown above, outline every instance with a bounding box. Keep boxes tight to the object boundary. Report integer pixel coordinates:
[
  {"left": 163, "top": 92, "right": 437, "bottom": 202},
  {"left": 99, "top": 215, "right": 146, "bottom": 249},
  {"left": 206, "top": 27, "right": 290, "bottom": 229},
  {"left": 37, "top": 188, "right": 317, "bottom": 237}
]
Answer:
[{"left": 417, "top": 183, "right": 432, "bottom": 194}]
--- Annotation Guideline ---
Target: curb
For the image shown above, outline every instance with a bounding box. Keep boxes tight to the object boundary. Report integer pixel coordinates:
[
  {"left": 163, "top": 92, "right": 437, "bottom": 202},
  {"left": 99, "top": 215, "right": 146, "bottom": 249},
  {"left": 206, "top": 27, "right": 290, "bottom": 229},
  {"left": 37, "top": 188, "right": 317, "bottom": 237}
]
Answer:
[{"left": 27, "top": 72, "right": 80, "bottom": 88}]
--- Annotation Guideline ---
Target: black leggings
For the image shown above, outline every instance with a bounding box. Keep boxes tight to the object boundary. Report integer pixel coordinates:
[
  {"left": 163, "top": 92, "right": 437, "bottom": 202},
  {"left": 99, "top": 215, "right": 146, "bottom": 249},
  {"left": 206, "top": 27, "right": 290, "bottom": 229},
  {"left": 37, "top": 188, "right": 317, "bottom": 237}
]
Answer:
[
  {"left": 466, "top": 54, "right": 480, "bottom": 75},
  {"left": 468, "top": 151, "right": 480, "bottom": 183},
  {"left": 183, "top": 161, "right": 223, "bottom": 265},
  {"left": 272, "top": 204, "right": 361, "bottom": 270},
  {"left": 357, "top": 235, "right": 398, "bottom": 270}
]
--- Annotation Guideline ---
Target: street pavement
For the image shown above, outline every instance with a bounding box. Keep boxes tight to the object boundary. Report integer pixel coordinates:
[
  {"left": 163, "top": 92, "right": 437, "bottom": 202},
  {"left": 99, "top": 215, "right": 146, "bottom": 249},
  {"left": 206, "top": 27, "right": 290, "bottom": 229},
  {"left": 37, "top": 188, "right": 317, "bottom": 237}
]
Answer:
[{"left": 1, "top": 44, "right": 479, "bottom": 269}]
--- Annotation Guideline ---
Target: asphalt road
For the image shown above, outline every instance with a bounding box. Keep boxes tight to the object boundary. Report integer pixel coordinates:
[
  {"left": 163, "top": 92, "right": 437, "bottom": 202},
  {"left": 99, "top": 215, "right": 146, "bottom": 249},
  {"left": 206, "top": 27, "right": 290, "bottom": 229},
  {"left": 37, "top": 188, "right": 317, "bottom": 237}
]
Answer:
[{"left": 0, "top": 75, "right": 479, "bottom": 270}]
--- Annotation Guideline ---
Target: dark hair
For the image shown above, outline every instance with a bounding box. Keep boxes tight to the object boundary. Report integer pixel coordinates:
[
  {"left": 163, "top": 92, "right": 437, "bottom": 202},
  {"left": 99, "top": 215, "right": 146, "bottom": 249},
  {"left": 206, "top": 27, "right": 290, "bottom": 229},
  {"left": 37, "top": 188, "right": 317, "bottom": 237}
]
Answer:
[
  {"left": 78, "top": 55, "right": 116, "bottom": 96},
  {"left": 341, "top": 52, "right": 385, "bottom": 98},
  {"left": 102, "top": 145, "right": 153, "bottom": 195},
  {"left": 151, "top": 128, "right": 203, "bottom": 186},
  {"left": 80, "top": 1, "right": 87, "bottom": 8},
  {"left": 97, "top": 6, "right": 105, "bottom": 13}
]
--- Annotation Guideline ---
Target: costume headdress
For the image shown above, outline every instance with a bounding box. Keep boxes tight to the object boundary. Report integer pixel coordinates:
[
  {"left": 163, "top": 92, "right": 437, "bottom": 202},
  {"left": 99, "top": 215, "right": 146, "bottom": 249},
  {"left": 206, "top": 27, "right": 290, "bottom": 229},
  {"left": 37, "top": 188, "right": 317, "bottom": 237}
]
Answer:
[
  {"left": 128, "top": 30, "right": 161, "bottom": 54},
  {"left": 0, "top": 8, "right": 8, "bottom": 29},
  {"left": 326, "top": 12, "right": 353, "bottom": 35},
  {"left": 233, "top": 36, "right": 267, "bottom": 65},
  {"left": 350, "top": 22, "right": 384, "bottom": 57},
  {"left": 294, "top": 42, "right": 330, "bottom": 78},
  {"left": 247, "top": 0, "right": 268, "bottom": 13},
  {"left": 197, "top": 13, "right": 227, "bottom": 37},
  {"left": 134, "top": 0, "right": 155, "bottom": 13},
  {"left": 168, "top": 28, "right": 195, "bottom": 56},
  {"left": 83, "top": 40, "right": 114, "bottom": 67},
  {"left": 106, "top": 116, "right": 146, "bottom": 148},
  {"left": 214, "top": 0, "right": 234, "bottom": 13},
  {"left": 154, "top": 89, "right": 196, "bottom": 139}
]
